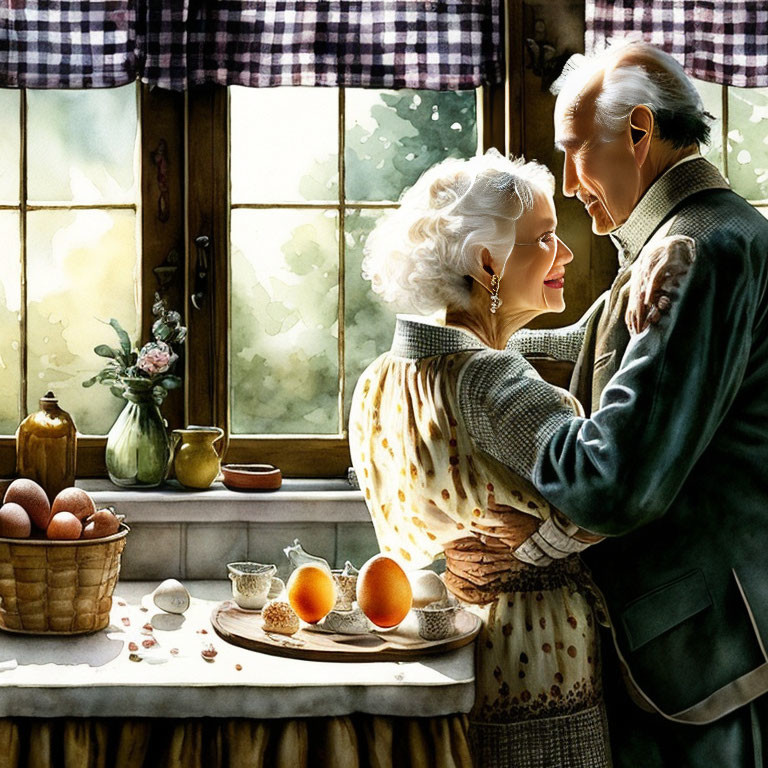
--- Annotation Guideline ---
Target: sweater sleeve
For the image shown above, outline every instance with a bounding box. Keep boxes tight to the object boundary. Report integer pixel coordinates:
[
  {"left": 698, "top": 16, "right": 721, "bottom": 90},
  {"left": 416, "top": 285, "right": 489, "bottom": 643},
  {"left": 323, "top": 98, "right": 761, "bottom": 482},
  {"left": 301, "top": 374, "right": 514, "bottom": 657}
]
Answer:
[
  {"left": 534, "top": 234, "right": 758, "bottom": 536},
  {"left": 458, "top": 348, "right": 575, "bottom": 481}
]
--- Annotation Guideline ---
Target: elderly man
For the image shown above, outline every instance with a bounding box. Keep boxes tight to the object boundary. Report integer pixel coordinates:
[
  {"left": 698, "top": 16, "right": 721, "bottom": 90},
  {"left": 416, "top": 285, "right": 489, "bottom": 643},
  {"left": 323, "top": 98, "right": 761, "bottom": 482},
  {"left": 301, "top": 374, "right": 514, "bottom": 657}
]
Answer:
[{"left": 456, "top": 40, "right": 768, "bottom": 766}]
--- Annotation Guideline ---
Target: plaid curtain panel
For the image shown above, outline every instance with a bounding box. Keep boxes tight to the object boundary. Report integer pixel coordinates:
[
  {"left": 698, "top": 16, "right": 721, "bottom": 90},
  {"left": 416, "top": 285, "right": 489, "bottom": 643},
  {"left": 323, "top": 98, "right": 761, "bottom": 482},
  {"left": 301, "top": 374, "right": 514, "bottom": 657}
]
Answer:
[
  {"left": 1, "top": 0, "right": 502, "bottom": 91},
  {"left": 0, "top": 1, "right": 136, "bottom": 88},
  {"left": 586, "top": 0, "right": 768, "bottom": 88},
  {"left": 144, "top": 0, "right": 502, "bottom": 91}
]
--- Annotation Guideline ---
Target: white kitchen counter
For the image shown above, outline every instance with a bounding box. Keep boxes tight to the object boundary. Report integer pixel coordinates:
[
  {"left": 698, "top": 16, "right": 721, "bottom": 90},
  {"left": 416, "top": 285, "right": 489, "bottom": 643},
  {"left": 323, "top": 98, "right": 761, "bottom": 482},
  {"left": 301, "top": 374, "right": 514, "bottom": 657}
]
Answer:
[{"left": 0, "top": 580, "right": 475, "bottom": 720}]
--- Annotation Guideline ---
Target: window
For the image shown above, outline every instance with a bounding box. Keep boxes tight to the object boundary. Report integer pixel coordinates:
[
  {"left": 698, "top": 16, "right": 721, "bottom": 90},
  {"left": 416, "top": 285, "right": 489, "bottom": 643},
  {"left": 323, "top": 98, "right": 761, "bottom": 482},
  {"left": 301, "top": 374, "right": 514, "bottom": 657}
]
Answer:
[
  {"left": 190, "top": 86, "right": 484, "bottom": 475},
  {"left": 0, "top": 83, "right": 494, "bottom": 477},
  {"left": 0, "top": 85, "right": 141, "bottom": 475},
  {"left": 228, "top": 88, "right": 479, "bottom": 427},
  {"left": 694, "top": 81, "right": 768, "bottom": 213}
]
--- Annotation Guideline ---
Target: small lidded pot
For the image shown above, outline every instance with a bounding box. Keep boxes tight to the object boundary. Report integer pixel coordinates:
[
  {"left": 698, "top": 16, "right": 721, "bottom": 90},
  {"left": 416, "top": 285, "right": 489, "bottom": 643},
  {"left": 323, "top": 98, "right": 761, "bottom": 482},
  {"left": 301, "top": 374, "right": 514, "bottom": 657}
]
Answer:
[{"left": 413, "top": 597, "right": 460, "bottom": 641}]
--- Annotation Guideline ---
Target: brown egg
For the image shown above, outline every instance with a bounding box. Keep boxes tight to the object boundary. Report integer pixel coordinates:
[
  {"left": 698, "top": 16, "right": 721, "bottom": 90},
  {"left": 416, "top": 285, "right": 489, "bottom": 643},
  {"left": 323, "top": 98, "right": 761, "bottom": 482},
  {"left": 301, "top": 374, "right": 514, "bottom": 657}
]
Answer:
[
  {"left": 3, "top": 478, "right": 51, "bottom": 531},
  {"left": 0, "top": 502, "right": 32, "bottom": 539},
  {"left": 81, "top": 509, "right": 120, "bottom": 539},
  {"left": 52, "top": 487, "right": 96, "bottom": 522},
  {"left": 356, "top": 555, "right": 413, "bottom": 628},
  {"left": 287, "top": 564, "right": 336, "bottom": 624},
  {"left": 46, "top": 511, "right": 83, "bottom": 540}
]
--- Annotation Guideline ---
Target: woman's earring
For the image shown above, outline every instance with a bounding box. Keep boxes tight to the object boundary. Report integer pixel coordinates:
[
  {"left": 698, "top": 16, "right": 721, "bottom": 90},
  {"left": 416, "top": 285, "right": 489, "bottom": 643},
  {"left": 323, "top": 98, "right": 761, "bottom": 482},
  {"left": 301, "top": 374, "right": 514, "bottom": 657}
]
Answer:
[{"left": 489, "top": 275, "right": 501, "bottom": 314}]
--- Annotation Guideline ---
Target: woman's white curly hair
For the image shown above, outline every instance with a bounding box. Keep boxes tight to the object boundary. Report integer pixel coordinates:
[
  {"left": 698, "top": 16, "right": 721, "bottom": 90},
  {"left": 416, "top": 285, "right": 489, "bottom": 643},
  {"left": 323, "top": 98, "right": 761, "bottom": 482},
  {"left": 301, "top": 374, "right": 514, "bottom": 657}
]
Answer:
[{"left": 362, "top": 149, "right": 555, "bottom": 315}]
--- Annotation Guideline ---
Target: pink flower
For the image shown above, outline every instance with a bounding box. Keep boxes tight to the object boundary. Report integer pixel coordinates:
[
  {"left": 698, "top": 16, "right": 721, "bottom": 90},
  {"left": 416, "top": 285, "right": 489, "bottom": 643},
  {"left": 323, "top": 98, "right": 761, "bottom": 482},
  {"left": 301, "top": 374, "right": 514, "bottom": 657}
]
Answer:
[{"left": 136, "top": 342, "right": 177, "bottom": 375}]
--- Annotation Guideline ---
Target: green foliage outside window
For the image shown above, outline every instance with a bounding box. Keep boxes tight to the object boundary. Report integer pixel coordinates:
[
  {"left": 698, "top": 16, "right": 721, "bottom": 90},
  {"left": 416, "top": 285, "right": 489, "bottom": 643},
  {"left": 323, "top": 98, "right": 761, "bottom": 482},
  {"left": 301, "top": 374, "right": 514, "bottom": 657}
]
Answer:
[{"left": 229, "top": 90, "right": 478, "bottom": 435}]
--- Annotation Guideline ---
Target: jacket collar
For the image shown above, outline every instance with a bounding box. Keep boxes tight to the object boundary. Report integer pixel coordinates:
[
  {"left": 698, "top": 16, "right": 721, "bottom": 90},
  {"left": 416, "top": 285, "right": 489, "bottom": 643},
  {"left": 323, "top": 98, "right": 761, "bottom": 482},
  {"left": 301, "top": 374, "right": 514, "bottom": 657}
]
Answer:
[
  {"left": 390, "top": 315, "right": 485, "bottom": 359},
  {"left": 610, "top": 156, "right": 730, "bottom": 268}
]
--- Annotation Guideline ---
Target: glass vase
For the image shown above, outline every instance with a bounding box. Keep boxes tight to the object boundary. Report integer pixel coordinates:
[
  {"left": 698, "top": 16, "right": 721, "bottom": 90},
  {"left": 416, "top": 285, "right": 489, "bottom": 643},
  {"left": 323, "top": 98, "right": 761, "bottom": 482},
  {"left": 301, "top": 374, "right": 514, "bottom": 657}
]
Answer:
[{"left": 105, "top": 386, "right": 171, "bottom": 488}]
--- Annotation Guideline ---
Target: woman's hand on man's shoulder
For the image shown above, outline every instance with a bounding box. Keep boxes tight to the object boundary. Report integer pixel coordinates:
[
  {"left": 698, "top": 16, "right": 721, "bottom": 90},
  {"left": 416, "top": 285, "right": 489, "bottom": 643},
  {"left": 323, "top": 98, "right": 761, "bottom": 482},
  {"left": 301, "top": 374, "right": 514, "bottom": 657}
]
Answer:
[{"left": 626, "top": 235, "right": 696, "bottom": 334}]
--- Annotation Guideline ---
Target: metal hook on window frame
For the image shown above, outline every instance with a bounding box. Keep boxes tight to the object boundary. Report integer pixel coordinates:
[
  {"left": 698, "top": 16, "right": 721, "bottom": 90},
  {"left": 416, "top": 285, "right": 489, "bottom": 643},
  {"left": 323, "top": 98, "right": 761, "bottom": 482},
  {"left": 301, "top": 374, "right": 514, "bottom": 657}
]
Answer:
[{"left": 192, "top": 235, "right": 210, "bottom": 310}]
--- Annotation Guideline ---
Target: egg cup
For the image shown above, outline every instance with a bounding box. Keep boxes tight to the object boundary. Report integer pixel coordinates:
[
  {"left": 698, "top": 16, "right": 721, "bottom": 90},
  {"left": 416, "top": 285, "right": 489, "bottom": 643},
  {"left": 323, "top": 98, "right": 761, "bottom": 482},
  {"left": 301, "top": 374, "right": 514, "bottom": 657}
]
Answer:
[
  {"left": 413, "top": 598, "right": 460, "bottom": 641},
  {"left": 331, "top": 570, "right": 358, "bottom": 611},
  {"left": 319, "top": 604, "right": 372, "bottom": 634}
]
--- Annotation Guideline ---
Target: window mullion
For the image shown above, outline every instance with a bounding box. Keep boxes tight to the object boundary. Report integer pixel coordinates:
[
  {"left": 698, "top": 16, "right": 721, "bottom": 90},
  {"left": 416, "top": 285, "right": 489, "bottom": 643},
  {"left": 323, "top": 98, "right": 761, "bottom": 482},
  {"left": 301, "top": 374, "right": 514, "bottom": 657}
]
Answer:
[
  {"left": 19, "top": 89, "right": 28, "bottom": 425},
  {"left": 338, "top": 87, "right": 347, "bottom": 436},
  {"left": 722, "top": 85, "right": 729, "bottom": 182},
  {"left": 138, "top": 85, "right": 186, "bottom": 434},
  {"left": 185, "top": 85, "right": 230, "bottom": 444}
]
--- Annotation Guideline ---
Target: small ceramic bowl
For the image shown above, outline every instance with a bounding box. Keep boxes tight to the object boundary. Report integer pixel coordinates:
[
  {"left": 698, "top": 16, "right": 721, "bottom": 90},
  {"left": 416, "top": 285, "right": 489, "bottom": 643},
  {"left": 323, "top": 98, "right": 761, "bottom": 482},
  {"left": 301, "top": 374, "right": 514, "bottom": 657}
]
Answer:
[
  {"left": 221, "top": 464, "right": 282, "bottom": 491},
  {"left": 320, "top": 604, "right": 372, "bottom": 634},
  {"left": 413, "top": 598, "right": 460, "bottom": 641}
]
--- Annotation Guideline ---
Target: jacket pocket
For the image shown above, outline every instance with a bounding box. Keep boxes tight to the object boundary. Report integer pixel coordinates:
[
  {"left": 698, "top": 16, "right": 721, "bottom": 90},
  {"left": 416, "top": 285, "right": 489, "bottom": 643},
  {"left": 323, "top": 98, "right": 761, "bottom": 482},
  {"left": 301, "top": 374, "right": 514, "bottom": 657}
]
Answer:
[{"left": 621, "top": 570, "right": 713, "bottom": 652}]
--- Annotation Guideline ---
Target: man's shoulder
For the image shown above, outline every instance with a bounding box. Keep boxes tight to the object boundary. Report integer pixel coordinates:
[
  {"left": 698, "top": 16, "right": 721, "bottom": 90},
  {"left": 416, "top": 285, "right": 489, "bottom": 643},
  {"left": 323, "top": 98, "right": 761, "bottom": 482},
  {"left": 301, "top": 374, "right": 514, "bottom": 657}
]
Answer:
[
  {"left": 668, "top": 188, "right": 768, "bottom": 246},
  {"left": 658, "top": 189, "right": 767, "bottom": 286}
]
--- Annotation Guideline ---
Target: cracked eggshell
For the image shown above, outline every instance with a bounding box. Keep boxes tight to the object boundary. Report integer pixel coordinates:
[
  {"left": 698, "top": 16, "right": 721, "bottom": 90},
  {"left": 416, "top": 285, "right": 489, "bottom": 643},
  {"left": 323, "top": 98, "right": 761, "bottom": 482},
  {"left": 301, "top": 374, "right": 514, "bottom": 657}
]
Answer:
[{"left": 152, "top": 579, "right": 191, "bottom": 615}]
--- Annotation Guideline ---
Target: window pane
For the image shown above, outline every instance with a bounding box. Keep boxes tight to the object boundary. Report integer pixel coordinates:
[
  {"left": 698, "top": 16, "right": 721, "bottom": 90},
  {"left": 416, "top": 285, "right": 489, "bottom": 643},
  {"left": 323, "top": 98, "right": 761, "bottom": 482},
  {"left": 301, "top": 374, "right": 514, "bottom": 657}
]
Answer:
[
  {"left": 231, "top": 209, "right": 340, "bottom": 434},
  {"left": 693, "top": 80, "right": 724, "bottom": 174},
  {"left": 26, "top": 210, "right": 139, "bottom": 435},
  {"left": 0, "top": 212, "right": 21, "bottom": 433},
  {"left": 27, "top": 86, "right": 137, "bottom": 204},
  {"left": 343, "top": 209, "right": 397, "bottom": 424},
  {"left": 728, "top": 87, "right": 768, "bottom": 202},
  {"left": 345, "top": 89, "right": 478, "bottom": 202},
  {"left": 0, "top": 91, "right": 20, "bottom": 203},
  {"left": 230, "top": 87, "right": 339, "bottom": 203}
]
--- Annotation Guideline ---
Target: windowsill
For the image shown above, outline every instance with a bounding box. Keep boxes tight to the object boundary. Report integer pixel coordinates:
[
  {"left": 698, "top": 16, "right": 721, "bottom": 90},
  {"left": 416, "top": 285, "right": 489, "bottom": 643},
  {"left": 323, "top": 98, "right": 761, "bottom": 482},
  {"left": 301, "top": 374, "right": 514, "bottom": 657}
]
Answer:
[{"left": 76, "top": 478, "right": 369, "bottom": 523}]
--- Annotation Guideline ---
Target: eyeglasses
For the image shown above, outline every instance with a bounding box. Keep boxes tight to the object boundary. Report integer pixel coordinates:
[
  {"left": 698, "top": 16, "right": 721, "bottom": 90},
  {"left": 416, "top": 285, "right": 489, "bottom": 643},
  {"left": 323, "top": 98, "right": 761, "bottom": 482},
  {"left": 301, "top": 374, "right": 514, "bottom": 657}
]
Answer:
[{"left": 514, "top": 233, "right": 560, "bottom": 248}]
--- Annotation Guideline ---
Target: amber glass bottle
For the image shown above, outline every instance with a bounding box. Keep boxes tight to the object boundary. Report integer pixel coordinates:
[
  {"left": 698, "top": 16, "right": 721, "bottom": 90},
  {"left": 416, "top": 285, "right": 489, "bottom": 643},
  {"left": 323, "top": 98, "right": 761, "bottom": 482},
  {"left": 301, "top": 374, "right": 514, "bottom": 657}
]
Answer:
[{"left": 16, "top": 391, "right": 77, "bottom": 502}]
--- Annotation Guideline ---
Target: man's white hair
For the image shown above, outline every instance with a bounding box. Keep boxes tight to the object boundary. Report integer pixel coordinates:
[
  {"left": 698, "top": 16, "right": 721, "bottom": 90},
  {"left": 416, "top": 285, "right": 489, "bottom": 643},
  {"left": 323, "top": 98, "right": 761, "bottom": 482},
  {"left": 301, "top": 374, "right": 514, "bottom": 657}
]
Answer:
[
  {"left": 361, "top": 150, "right": 555, "bottom": 315},
  {"left": 552, "top": 39, "right": 711, "bottom": 148}
]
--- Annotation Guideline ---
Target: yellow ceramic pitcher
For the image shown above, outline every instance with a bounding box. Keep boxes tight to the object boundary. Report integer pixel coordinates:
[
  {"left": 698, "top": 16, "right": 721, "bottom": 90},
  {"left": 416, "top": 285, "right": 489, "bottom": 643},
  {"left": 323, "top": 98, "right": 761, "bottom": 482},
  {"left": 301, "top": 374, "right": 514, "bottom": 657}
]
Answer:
[{"left": 171, "top": 426, "right": 225, "bottom": 489}]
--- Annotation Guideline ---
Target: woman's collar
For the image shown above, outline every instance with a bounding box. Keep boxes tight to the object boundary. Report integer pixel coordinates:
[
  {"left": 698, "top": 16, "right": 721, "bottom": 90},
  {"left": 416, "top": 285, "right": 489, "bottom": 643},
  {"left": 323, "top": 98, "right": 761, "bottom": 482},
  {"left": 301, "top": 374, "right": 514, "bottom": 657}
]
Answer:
[{"left": 390, "top": 314, "right": 486, "bottom": 359}]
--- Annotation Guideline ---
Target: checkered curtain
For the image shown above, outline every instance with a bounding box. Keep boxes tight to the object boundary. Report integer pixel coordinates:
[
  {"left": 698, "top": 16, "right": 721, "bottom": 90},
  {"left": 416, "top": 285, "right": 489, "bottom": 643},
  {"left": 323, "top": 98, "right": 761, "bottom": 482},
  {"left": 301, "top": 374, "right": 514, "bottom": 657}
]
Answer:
[
  {"left": 586, "top": 0, "right": 768, "bottom": 87},
  {"left": 0, "top": 1, "right": 136, "bottom": 88},
  {"left": 0, "top": 0, "right": 503, "bottom": 90}
]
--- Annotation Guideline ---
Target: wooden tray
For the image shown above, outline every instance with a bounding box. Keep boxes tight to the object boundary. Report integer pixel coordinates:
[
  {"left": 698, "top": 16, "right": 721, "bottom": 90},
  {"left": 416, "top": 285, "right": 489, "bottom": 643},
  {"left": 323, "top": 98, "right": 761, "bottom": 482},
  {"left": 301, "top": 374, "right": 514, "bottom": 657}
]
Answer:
[{"left": 210, "top": 601, "right": 482, "bottom": 662}]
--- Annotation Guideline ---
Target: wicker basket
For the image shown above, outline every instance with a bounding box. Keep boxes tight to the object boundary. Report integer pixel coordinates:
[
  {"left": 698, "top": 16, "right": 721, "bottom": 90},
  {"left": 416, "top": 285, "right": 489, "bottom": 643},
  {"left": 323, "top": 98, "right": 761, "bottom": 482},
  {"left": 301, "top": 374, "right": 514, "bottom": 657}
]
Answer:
[{"left": 0, "top": 524, "right": 129, "bottom": 635}]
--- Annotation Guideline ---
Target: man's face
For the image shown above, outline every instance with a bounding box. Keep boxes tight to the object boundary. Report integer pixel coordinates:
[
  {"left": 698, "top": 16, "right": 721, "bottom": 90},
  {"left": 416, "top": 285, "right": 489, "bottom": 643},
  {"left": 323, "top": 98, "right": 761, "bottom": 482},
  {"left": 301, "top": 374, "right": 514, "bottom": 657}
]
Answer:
[{"left": 555, "top": 93, "right": 644, "bottom": 235}]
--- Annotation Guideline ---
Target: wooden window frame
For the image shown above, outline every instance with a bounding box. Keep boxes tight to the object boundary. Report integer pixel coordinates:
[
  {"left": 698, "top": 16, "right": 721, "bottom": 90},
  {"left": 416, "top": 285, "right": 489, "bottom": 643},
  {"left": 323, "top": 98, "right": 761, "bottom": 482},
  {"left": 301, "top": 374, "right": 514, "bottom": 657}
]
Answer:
[
  {"left": 184, "top": 78, "right": 507, "bottom": 478},
  {"left": 1, "top": 5, "right": 510, "bottom": 480},
  {"left": 0, "top": 85, "right": 188, "bottom": 478}
]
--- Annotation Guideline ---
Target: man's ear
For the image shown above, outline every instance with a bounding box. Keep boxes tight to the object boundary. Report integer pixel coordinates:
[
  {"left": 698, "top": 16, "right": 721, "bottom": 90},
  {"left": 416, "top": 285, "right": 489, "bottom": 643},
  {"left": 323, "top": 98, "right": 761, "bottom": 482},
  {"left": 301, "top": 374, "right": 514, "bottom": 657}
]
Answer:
[{"left": 628, "top": 105, "right": 653, "bottom": 167}]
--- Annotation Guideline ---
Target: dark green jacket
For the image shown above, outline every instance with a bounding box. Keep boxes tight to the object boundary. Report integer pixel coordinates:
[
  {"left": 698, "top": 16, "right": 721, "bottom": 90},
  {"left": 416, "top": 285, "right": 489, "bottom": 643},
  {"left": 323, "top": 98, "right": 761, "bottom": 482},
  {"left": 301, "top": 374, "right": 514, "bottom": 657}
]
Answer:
[{"left": 535, "top": 157, "right": 768, "bottom": 722}]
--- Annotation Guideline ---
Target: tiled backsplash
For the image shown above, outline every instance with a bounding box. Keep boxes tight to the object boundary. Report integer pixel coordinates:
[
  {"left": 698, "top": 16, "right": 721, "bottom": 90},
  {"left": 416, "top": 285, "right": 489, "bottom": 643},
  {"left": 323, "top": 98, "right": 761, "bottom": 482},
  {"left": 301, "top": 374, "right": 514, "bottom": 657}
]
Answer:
[
  {"left": 119, "top": 519, "right": 380, "bottom": 581},
  {"left": 75, "top": 479, "right": 446, "bottom": 582}
]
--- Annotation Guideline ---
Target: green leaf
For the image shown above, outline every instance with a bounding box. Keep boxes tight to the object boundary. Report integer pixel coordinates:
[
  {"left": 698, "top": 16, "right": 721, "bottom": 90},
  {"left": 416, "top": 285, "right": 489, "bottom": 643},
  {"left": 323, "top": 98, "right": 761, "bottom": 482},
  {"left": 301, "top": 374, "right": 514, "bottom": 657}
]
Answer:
[
  {"left": 110, "top": 385, "right": 125, "bottom": 399},
  {"left": 94, "top": 344, "right": 118, "bottom": 359},
  {"left": 109, "top": 318, "right": 133, "bottom": 356},
  {"left": 82, "top": 375, "right": 99, "bottom": 388}
]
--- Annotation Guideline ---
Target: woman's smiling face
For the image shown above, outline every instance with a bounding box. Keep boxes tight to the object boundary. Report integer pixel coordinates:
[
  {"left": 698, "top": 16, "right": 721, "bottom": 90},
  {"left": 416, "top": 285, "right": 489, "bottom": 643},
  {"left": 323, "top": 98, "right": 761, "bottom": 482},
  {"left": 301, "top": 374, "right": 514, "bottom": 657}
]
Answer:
[{"left": 497, "top": 187, "right": 574, "bottom": 315}]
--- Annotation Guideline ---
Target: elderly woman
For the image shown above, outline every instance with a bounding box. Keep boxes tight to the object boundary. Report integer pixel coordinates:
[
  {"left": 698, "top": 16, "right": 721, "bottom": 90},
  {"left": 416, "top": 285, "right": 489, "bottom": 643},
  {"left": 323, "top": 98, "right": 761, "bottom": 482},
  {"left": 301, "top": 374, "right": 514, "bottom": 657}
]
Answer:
[{"left": 348, "top": 150, "right": 610, "bottom": 767}]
